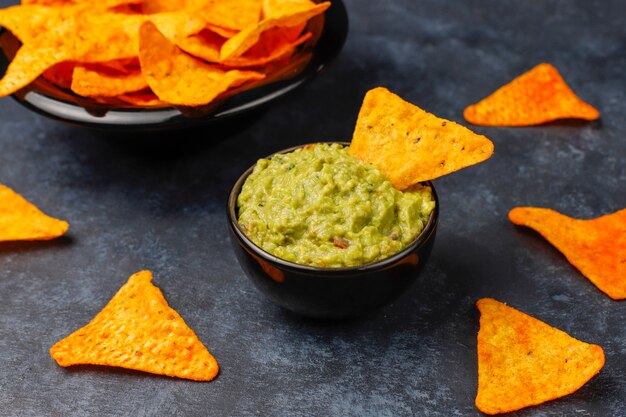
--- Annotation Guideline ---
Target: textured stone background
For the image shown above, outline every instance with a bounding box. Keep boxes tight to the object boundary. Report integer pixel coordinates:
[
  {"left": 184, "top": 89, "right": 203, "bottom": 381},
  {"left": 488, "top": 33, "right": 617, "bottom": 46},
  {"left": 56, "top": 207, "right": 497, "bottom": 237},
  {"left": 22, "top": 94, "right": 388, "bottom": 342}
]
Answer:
[{"left": 0, "top": 0, "right": 625, "bottom": 416}]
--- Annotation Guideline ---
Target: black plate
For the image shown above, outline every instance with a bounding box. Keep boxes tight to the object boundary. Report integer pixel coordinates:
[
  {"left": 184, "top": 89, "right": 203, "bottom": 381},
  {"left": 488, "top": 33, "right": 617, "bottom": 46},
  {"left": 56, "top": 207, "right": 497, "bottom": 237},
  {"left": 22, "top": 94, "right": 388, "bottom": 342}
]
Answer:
[{"left": 0, "top": 1, "right": 348, "bottom": 131}]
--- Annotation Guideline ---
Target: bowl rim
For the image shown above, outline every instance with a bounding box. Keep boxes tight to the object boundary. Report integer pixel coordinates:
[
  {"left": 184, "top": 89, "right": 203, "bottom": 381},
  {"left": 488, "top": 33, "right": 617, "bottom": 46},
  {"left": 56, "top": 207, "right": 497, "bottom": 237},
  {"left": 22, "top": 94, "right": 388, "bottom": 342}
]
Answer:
[{"left": 227, "top": 141, "right": 440, "bottom": 275}]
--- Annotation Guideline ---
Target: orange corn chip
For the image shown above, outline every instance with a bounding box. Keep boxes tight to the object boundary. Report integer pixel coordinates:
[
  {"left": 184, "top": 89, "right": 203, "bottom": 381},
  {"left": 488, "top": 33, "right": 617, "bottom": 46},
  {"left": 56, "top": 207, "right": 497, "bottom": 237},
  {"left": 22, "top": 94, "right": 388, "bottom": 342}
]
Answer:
[
  {"left": 178, "top": 25, "right": 309, "bottom": 67},
  {"left": 464, "top": 63, "right": 600, "bottom": 126},
  {"left": 0, "top": 184, "right": 68, "bottom": 242},
  {"left": 147, "top": 10, "right": 207, "bottom": 40},
  {"left": 262, "top": 0, "right": 320, "bottom": 18},
  {"left": 349, "top": 87, "right": 494, "bottom": 190},
  {"left": 202, "top": 0, "right": 262, "bottom": 31},
  {"left": 509, "top": 207, "right": 626, "bottom": 299},
  {"left": 142, "top": 0, "right": 261, "bottom": 29},
  {"left": 476, "top": 298, "right": 604, "bottom": 414},
  {"left": 71, "top": 64, "right": 148, "bottom": 97},
  {"left": 50, "top": 270, "right": 219, "bottom": 381},
  {"left": 142, "top": 0, "right": 248, "bottom": 35},
  {"left": 176, "top": 30, "right": 232, "bottom": 63},
  {"left": 139, "top": 21, "right": 264, "bottom": 106},
  {"left": 220, "top": 0, "right": 328, "bottom": 60}
]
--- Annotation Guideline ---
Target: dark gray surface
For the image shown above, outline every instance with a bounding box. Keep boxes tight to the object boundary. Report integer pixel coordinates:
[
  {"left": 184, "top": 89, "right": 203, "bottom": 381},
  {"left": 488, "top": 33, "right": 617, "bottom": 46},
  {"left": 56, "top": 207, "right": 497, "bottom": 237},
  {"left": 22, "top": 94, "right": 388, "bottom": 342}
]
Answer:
[{"left": 0, "top": 0, "right": 625, "bottom": 415}]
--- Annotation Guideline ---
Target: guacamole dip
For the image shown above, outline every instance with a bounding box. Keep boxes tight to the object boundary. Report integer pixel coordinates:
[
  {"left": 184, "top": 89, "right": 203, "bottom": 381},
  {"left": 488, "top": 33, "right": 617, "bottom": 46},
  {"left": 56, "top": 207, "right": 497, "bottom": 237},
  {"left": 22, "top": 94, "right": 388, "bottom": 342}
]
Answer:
[{"left": 237, "top": 143, "right": 435, "bottom": 268}]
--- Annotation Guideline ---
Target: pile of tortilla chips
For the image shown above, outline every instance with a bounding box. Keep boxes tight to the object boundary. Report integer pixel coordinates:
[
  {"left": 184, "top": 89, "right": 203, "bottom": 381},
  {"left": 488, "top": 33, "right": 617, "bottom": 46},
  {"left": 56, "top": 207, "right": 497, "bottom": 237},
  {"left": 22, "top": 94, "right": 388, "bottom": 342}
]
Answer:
[{"left": 0, "top": 0, "right": 330, "bottom": 107}]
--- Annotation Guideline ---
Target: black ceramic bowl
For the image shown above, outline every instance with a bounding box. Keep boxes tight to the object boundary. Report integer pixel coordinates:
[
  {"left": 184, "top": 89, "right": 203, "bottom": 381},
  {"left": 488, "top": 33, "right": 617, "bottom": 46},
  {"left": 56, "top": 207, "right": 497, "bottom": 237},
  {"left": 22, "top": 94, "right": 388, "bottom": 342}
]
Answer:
[{"left": 227, "top": 143, "right": 439, "bottom": 319}]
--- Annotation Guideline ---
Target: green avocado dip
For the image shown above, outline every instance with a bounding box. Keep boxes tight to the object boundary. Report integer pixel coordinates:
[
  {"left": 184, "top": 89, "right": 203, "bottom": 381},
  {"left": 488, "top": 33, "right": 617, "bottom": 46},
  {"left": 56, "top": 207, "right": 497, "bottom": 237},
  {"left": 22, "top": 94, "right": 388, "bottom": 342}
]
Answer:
[{"left": 237, "top": 143, "right": 435, "bottom": 268}]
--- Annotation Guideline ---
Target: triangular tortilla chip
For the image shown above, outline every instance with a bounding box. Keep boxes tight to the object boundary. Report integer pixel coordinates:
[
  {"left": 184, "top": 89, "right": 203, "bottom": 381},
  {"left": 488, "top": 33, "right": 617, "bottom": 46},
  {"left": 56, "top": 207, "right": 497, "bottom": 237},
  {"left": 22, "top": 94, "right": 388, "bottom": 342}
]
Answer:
[
  {"left": 50, "top": 270, "right": 219, "bottom": 381},
  {"left": 464, "top": 63, "right": 600, "bottom": 126},
  {"left": 0, "top": 184, "right": 68, "bottom": 242},
  {"left": 141, "top": 0, "right": 260, "bottom": 33},
  {"left": 95, "top": 57, "right": 141, "bottom": 74},
  {"left": 476, "top": 298, "right": 604, "bottom": 415},
  {"left": 219, "top": 0, "right": 328, "bottom": 60},
  {"left": 509, "top": 207, "right": 626, "bottom": 299},
  {"left": 139, "top": 21, "right": 264, "bottom": 106},
  {"left": 71, "top": 63, "right": 148, "bottom": 97},
  {"left": 178, "top": 25, "right": 309, "bottom": 67},
  {"left": 349, "top": 87, "right": 494, "bottom": 190}
]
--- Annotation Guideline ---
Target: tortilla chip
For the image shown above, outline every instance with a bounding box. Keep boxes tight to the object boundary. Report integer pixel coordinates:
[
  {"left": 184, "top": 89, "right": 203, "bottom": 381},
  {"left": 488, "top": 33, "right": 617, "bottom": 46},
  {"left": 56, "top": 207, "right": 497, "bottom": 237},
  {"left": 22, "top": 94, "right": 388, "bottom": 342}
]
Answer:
[
  {"left": 349, "top": 87, "right": 494, "bottom": 190},
  {"left": 71, "top": 64, "right": 148, "bottom": 97},
  {"left": 220, "top": 0, "right": 328, "bottom": 60},
  {"left": 262, "top": 0, "right": 319, "bottom": 18},
  {"left": 0, "top": 184, "right": 68, "bottom": 242},
  {"left": 476, "top": 298, "right": 604, "bottom": 414},
  {"left": 143, "top": 0, "right": 243, "bottom": 34},
  {"left": 139, "top": 21, "right": 264, "bottom": 106},
  {"left": 147, "top": 10, "right": 207, "bottom": 41},
  {"left": 231, "top": 24, "right": 308, "bottom": 67},
  {"left": 178, "top": 25, "right": 309, "bottom": 67},
  {"left": 509, "top": 207, "right": 626, "bottom": 299},
  {"left": 142, "top": 0, "right": 260, "bottom": 28},
  {"left": 202, "top": 0, "right": 262, "bottom": 31},
  {"left": 464, "top": 63, "right": 600, "bottom": 126},
  {"left": 50, "top": 270, "right": 219, "bottom": 381}
]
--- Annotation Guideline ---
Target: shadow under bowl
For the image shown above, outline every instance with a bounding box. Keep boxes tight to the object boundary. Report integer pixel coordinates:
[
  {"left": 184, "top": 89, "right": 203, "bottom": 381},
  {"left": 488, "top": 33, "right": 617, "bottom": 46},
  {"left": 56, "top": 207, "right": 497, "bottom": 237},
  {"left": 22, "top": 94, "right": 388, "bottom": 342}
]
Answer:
[{"left": 227, "top": 143, "right": 439, "bottom": 319}]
